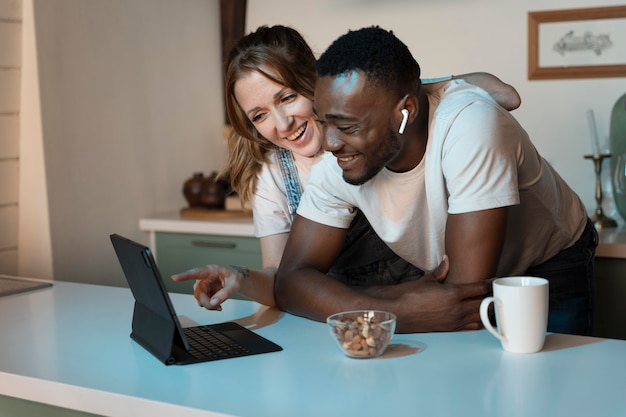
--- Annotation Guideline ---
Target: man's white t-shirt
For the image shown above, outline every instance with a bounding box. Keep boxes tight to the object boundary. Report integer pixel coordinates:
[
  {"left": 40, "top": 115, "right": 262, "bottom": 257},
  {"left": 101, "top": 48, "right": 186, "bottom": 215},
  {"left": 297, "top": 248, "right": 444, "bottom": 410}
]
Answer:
[
  {"left": 296, "top": 80, "right": 587, "bottom": 276},
  {"left": 251, "top": 77, "right": 454, "bottom": 240}
]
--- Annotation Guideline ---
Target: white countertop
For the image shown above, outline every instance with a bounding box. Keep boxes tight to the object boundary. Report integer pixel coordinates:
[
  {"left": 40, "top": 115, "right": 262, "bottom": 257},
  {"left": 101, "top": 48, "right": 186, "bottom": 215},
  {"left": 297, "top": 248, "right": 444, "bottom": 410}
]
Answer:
[
  {"left": 140, "top": 211, "right": 255, "bottom": 237},
  {"left": 1, "top": 278, "right": 626, "bottom": 417},
  {"left": 140, "top": 213, "right": 626, "bottom": 260}
]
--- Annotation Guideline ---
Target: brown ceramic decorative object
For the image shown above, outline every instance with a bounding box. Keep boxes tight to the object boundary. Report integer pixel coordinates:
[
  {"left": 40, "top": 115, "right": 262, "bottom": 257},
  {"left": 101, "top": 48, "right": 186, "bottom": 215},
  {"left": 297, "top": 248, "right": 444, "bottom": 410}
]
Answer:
[
  {"left": 200, "top": 171, "right": 229, "bottom": 209},
  {"left": 183, "top": 172, "right": 205, "bottom": 207}
]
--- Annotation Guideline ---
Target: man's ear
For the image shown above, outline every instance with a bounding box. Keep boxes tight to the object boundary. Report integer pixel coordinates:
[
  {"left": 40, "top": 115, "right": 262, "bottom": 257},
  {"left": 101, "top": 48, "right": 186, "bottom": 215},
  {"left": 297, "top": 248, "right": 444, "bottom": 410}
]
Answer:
[
  {"left": 399, "top": 109, "right": 409, "bottom": 134},
  {"left": 397, "top": 94, "right": 418, "bottom": 131}
]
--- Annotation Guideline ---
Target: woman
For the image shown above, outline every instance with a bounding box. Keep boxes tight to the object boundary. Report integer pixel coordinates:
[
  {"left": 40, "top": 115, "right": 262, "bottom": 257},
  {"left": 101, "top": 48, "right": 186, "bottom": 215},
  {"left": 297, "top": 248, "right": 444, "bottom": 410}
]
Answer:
[{"left": 172, "top": 25, "right": 520, "bottom": 310}]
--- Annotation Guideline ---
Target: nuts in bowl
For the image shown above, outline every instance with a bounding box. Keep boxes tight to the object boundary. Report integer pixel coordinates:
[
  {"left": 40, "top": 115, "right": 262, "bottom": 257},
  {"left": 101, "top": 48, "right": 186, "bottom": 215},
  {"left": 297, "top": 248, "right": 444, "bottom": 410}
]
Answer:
[{"left": 327, "top": 310, "right": 396, "bottom": 358}]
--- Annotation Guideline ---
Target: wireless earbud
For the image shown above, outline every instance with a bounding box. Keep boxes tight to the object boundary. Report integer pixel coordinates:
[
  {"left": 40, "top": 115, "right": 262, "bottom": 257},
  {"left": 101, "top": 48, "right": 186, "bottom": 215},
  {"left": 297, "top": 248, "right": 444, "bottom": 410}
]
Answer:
[{"left": 399, "top": 109, "right": 409, "bottom": 134}]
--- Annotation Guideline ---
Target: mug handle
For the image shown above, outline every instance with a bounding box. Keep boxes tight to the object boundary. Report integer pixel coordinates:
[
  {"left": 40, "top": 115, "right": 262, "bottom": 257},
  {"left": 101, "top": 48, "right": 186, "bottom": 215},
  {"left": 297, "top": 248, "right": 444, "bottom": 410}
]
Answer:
[{"left": 480, "top": 297, "right": 505, "bottom": 343}]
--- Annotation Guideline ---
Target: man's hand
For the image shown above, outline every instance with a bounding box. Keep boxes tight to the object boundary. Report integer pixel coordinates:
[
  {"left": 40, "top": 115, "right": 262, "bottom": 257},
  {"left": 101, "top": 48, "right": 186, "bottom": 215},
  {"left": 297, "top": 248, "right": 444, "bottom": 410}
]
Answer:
[
  {"left": 172, "top": 265, "right": 245, "bottom": 311},
  {"left": 431, "top": 254, "right": 450, "bottom": 283},
  {"left": 395, "top": 255, "right": 490, "bottom": 333},
  {"left": 356, "top": 256, "right": 490, "bottom": 333}
]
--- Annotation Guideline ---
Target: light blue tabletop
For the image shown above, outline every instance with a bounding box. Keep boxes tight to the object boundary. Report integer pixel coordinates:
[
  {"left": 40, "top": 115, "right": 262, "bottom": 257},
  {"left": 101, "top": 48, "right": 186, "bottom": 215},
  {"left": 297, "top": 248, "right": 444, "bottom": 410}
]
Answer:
[{"left": 0, "top": 278, "right": 624, "bottom": 417}]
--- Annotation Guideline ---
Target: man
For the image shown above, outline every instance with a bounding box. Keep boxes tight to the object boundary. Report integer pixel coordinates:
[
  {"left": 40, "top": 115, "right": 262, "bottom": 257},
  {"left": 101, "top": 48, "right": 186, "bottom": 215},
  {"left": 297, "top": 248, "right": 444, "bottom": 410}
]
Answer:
[{"left": 274, "top": 26, "right": 596, "bottom": 335}]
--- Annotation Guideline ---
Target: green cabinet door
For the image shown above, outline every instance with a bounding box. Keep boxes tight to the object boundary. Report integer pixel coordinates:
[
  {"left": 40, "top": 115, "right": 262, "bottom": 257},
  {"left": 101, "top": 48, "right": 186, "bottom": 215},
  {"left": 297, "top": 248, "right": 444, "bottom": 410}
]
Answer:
[{"left": 155, "top": 232, "right": 262, "bottom": 294}]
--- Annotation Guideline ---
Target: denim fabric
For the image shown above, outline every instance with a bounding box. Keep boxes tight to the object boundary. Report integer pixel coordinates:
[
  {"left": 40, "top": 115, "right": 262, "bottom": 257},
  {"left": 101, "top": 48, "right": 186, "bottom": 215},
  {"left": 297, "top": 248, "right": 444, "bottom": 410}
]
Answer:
[
  {"left": 327, "top": 211, "right": 424, "bottom": 286},
  {"left": 525, "top": 218, "right": 598, "bottom": 336},
  {"left": 275, "top": 147, "right": 303, "bottom": 220}
]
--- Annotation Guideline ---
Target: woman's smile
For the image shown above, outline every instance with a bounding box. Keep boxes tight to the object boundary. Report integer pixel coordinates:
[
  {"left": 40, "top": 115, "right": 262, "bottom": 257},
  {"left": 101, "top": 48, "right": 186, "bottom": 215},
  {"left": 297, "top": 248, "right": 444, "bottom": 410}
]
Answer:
[{"left": 285, "top": 122, "right": 307, "bottom": 141}]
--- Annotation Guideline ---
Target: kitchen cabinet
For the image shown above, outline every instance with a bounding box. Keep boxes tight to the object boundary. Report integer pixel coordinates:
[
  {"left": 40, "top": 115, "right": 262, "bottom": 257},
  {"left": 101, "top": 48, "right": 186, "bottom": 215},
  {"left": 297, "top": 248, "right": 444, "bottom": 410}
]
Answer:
[
  {"left": 593, "top": 227, "right": 626, "bottom": 340},
  {"left": 154, "top": 231, "right": 261, "bottom": 294},
  {"left": 140, "top": 213, "right": 260, "bottom": 294},
  {"left": 593, "top": 257, "right": 626, "bottom": 339}
]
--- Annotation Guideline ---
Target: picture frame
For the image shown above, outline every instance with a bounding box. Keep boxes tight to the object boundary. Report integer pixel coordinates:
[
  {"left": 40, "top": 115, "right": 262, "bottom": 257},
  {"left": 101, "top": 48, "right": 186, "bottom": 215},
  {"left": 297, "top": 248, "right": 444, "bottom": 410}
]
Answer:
[{"left": 528, "top": 6, "right": 626, "bottom": 80}]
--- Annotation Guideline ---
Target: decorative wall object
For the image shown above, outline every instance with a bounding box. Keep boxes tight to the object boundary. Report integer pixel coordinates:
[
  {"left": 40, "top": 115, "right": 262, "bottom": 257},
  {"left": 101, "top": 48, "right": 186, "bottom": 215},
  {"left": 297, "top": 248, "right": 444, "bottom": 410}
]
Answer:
[
  {"left": 220, "top": 0, "right": 246, "bottom": 124},
  {"left": 528, "top": 6, "right": 626, "bottom": 80}
]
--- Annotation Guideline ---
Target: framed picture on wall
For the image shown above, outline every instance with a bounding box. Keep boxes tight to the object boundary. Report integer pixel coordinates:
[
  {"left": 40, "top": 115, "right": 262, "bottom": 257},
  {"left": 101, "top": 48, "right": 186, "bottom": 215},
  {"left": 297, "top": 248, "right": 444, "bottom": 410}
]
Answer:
[{"left": 528, "top": 5, "right": 626, "bottom": 80}]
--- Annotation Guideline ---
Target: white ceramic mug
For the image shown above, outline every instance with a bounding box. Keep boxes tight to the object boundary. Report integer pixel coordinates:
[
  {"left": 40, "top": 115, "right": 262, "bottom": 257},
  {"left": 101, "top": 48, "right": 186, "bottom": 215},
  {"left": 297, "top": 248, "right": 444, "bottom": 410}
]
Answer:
[{"left": 479, "top": 277, "right": 549, "bottom": 354}]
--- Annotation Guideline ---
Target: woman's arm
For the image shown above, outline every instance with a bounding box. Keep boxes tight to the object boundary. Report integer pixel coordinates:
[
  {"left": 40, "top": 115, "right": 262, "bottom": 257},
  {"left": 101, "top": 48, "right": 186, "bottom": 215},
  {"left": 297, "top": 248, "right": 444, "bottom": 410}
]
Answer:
[
  {"left": 171, "top": 232, "right": 289, "bottom": 309},
  {"left": 424, "top": 72, "right": 521, "bottom": 111},
  {"left": 454, "top": 72, "right": 521, "bottom": 111}
]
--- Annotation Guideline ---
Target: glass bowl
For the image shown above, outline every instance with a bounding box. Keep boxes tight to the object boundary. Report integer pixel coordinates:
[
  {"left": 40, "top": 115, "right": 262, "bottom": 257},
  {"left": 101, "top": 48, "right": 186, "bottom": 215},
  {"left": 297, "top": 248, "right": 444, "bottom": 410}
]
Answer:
[{"left": 326, "top": 310, "right": 396, "bottom": 358}]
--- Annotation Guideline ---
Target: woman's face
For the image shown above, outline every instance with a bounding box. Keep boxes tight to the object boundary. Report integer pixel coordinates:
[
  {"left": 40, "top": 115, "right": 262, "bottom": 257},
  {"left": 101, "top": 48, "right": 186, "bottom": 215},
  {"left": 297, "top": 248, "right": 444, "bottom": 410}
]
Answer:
[{"left": 234, "top": 70, "right": 323, "bottom": 158}]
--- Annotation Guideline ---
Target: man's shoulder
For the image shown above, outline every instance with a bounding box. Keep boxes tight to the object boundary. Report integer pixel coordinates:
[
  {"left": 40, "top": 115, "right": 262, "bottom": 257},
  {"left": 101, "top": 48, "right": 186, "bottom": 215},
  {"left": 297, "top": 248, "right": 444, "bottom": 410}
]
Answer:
[{"left": 310, "top": 152, "right": 340, "bottom": 175}]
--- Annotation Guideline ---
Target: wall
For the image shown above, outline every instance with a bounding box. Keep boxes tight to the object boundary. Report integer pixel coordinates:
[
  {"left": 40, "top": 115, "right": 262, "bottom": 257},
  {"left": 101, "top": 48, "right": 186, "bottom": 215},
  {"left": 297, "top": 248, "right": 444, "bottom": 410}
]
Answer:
[
  {"left": 15, "top": 0, "right": 626, "bottom": 287},
  {"left": 247, "top": 0, "right": 626, "bottom": 221},
  {"left": 19, "top": 0, "right": 225, "bottom": 286},
  {"left": 0, "top": 0, "right": 21, "bottom": 275},
  {"left": 19, "top": 0, "right": 51, "bottom": 279}
]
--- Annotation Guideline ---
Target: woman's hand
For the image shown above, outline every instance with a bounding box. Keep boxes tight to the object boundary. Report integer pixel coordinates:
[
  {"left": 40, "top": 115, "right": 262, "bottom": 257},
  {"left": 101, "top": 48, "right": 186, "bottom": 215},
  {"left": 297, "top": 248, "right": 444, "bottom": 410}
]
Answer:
[{"left": 171, "top": 265, "right": 246, "bottom": 310}]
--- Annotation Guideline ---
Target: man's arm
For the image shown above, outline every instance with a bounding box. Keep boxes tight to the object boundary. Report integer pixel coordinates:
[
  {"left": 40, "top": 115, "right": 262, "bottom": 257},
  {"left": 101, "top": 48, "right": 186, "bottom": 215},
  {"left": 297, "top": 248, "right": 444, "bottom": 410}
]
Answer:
[
  {"left": 440, "top": 96, "right": 518, "bottom": 285},
  {"left": 444, "top": 207, "right": 508, "bottom": 284},
  {"left": 274, "top": 216, "right": 353, "bottom": 317},
  {"left": 274, "top": 215, "right": 491, "bottom": 333}
]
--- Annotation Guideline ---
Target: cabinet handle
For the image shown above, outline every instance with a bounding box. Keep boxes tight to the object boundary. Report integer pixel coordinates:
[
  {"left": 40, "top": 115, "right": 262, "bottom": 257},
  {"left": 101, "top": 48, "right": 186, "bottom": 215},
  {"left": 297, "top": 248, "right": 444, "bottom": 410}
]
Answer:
[{"left": 190, "top": 240, "right": 237, "bottom": 249}]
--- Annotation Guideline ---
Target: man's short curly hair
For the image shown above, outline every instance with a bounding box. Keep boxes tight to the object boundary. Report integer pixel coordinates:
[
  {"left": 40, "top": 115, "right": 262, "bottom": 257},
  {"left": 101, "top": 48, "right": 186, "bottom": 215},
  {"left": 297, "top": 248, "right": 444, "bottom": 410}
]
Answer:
[{"left": 316, "top": 26, "right": 421, "bottom": 97}]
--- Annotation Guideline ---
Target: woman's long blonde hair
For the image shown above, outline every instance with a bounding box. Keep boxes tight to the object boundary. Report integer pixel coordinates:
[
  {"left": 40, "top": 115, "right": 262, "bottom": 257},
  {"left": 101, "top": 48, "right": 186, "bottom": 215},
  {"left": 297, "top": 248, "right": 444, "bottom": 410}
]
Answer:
[{"left": 222, "top": 25, "right": 317, "bottom": 206}]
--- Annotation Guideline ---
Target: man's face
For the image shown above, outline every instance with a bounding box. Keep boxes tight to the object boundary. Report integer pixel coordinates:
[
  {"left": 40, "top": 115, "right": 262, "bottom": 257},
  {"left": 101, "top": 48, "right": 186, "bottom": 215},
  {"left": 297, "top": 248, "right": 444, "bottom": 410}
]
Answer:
[{"left": 314, "top": 71, "right": 402, "bottom": 185}]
